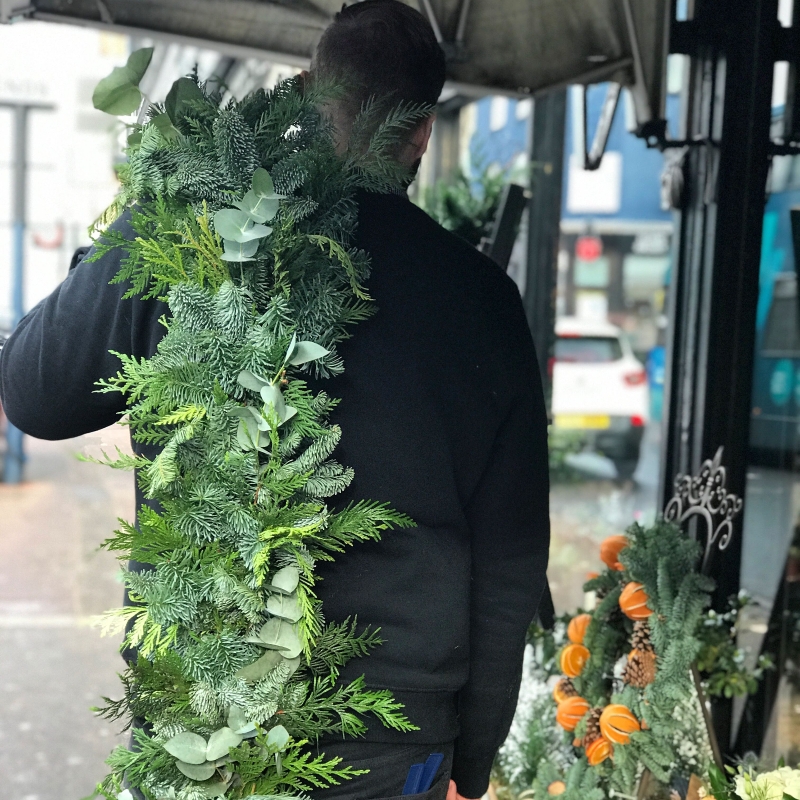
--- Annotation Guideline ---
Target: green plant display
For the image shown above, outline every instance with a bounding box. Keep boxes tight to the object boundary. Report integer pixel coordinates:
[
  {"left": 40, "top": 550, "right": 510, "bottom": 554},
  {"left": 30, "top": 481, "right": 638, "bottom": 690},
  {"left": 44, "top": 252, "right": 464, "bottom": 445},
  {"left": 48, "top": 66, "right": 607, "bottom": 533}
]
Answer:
[
  {"left": 418, "top": 163, "right": 507, "bottom": 247},
  {"left": 696, "top": 594, "right": 773, "bottom": 699},
  {"left": 547, "top": 429, "right": 586, "bottom": 484},
  {"left": 85, "top": 54, "right": 431, "bottom": 800},
  {"left": 514, "top": 522, "right": 719, "bottom": 800},
  {"left": 494, "top": 534, "right": 775, "bottom": 800}
]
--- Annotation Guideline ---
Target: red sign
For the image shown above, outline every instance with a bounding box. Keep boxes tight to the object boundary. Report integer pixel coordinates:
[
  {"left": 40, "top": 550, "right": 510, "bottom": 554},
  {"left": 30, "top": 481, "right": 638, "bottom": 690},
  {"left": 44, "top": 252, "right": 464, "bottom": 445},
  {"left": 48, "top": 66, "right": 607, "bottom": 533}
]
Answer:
[{"left": 576, "top": 235, "right": 603, "bottom": 261}]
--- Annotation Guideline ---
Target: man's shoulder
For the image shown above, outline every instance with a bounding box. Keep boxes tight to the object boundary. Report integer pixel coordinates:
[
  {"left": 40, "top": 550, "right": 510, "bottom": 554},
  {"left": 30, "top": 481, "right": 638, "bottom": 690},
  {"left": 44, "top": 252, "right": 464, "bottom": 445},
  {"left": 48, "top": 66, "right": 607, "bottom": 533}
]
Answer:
[{"left": 357, "top": 191, "right": 520, "bottom": 304}]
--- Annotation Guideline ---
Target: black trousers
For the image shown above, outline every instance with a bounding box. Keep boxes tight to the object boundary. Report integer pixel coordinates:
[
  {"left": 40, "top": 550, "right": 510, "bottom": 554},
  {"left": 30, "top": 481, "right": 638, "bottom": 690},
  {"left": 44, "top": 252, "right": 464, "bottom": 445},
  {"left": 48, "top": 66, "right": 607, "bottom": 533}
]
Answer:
[
  {"left": 310, "top": 741, "right": 455, "bottom": 800},
  {"left": 126, "top": 740, "right": 454, "bottom": 800}
]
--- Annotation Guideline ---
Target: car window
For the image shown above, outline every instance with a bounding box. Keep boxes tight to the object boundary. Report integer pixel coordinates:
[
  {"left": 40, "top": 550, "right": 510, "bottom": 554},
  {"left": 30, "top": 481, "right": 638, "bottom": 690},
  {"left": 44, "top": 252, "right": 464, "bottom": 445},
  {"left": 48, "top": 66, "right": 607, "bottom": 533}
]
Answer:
[{"left": 555, "top": 336, "right": 623, "bottom": 363}]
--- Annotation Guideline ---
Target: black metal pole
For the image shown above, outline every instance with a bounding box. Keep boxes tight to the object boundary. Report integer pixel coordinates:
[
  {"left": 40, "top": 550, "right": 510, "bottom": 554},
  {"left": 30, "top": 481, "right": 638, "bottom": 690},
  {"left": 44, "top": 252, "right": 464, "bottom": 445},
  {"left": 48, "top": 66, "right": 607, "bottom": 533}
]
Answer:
[
  {"left": 523, "top": 89, "right": 567, "bottom": 406},
  {"left": 661, "top": 0, "right": 777, "bottom": 751}
]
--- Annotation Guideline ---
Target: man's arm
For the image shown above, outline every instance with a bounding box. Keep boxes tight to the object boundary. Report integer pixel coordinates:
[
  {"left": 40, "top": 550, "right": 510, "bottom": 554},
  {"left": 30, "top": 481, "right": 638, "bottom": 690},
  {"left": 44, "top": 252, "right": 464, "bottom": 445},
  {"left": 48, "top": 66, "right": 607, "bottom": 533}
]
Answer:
[
  {"left": 0, "top": 211, "right": 167, "bottom": 440},
  {"left": 450, "top": 305, "right": 551, "bottom": 799}
]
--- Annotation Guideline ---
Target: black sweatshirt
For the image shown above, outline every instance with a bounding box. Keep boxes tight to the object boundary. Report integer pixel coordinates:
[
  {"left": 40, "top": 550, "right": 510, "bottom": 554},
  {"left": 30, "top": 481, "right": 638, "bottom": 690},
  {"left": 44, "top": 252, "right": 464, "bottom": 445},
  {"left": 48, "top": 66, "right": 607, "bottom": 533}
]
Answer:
[{"left": 0, "top": 191, "right": 550, "bottom": 798}]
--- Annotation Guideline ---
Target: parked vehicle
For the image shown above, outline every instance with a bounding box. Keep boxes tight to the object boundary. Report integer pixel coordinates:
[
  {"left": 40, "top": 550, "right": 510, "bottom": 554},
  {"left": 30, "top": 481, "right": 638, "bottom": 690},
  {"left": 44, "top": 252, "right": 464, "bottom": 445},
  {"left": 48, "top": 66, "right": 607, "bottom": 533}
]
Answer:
[{"left": 551, "top": 317, "right": 649, "bottom": 474}]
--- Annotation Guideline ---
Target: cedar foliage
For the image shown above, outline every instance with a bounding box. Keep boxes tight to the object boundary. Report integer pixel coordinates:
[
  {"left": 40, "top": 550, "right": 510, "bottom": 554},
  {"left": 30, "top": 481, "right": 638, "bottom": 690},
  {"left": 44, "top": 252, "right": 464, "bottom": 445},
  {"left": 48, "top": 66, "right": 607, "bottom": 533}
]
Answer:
[{"left": 86, "top": 71, "right": 428, "bottom": 799}]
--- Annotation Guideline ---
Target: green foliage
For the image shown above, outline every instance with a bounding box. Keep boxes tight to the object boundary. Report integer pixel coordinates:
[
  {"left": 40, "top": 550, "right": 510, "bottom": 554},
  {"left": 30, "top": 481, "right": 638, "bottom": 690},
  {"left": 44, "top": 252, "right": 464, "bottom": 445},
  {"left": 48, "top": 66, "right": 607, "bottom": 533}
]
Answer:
[
  {"left": 418, "top": 163, "right": 507, "bottom": 247},
  {"left": 85, "top": 58, "right": 426, "bottom": 799},
  {"left": 495, "top": 617, "right": 576, "bottom": 798},
  {"left": 93, "top": 47, "right": 153, "bottom": 115},
  {"left": 526, "top": 613, "right": 573, "bottom": 677},
  {"left": 548, "top": 428, "right": 587, "bottom": 484},
  {"left": 533, "top": 758, "right": 604, "bottom": 800},
  {"left": 696, "top": 593, "right": 774, "bottom": 698}
]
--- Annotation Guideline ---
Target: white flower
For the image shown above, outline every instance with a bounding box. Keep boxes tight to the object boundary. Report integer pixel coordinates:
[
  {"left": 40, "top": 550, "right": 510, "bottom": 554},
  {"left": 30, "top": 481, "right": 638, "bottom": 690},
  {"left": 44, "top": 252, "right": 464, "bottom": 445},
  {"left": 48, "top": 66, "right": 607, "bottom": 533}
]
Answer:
[
  {"left": 749, "top": 772, "right": 792, "bottom": 800},
  {"left": 734, "top": 772, "right": 751, "bottom": 799},
  {"left": 779, "top": 768, "right": 800, "bottom": 799}
]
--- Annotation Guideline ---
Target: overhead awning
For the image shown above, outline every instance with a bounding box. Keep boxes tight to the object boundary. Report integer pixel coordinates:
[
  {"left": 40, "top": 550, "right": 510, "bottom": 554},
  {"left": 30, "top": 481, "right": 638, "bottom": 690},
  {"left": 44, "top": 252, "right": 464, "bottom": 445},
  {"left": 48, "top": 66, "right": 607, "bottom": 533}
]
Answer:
[{"left": 0, "top": 0, "right": 670, "bottom": 130}]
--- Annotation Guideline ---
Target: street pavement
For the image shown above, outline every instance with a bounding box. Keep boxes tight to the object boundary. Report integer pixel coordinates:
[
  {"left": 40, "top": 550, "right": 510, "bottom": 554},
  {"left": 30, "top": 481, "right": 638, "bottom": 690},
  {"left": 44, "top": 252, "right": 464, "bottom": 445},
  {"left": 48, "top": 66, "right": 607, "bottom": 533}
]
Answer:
[{"left": 0, "top": 426, "right": 133, "bottom": 800}]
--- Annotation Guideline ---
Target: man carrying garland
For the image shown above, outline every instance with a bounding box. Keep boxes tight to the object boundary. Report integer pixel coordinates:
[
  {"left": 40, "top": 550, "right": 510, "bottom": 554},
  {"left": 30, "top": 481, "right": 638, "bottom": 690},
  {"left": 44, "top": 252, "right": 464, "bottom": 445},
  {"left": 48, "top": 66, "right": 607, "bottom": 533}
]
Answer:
[{"left": 0, "top": 1, "right": 550, "bottom": 798}]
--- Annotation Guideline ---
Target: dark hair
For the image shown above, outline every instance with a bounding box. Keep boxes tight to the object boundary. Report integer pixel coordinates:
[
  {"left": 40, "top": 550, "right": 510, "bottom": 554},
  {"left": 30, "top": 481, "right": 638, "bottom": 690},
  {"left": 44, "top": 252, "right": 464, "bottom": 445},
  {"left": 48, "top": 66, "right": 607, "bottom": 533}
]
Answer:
[{"left": 311, "top": 0, "right": 446, "bottom": 117}]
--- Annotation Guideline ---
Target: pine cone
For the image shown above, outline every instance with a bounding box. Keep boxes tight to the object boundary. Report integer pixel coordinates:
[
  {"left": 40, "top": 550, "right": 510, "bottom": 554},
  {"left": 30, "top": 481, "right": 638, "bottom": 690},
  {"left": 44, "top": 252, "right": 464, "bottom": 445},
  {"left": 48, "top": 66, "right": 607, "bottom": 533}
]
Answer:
[
  {"left": 631, "top": 619, "right": 655, "bottom": 653},
  {"left": 622, "top": 649, "right": 657, "bottom": 688},
  {"left": 553, "top": 677, "right": 579, "bottom": 703},
  {"left": 583, "top": 706, "right": 604, "bottom": 745}
]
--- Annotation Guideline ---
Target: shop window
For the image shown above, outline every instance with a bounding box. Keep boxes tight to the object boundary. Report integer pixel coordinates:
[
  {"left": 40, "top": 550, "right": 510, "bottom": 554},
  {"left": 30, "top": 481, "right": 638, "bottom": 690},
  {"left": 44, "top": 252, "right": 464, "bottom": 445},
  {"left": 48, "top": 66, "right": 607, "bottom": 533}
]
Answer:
[{"left": 737, "top": 199, "right": 800, "bottom": 760}]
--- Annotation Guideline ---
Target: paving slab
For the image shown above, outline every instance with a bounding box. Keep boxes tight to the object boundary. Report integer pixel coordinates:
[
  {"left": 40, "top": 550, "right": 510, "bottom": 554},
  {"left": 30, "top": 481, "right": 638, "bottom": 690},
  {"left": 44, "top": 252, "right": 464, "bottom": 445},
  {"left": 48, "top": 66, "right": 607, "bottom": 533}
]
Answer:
[{"left": 0, "top": 426, "right": 134, "bottom": 800}]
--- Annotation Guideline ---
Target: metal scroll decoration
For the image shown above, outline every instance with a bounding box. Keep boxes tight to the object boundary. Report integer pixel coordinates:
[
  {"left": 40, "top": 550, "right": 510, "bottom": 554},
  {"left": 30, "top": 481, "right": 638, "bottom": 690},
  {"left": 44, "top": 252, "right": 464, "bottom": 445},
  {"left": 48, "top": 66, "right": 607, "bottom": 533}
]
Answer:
[{"left": 663, "top": 446, "right": 743, "bottom": 574}]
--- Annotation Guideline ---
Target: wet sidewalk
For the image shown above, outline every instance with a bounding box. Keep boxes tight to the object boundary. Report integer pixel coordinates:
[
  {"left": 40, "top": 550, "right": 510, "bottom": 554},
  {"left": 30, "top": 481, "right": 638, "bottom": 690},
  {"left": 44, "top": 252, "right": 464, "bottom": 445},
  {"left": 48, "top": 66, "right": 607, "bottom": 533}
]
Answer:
[{"left": 0, "top": 425, "right": 134, "bottom": 800}]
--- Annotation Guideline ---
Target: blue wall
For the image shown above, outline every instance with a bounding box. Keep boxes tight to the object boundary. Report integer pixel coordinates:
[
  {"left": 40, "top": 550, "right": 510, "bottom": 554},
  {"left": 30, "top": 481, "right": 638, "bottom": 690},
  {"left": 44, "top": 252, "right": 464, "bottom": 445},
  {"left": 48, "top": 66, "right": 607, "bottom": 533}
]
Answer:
[{"left": 470, "top": 86, "right": 683, "bottom": 225}]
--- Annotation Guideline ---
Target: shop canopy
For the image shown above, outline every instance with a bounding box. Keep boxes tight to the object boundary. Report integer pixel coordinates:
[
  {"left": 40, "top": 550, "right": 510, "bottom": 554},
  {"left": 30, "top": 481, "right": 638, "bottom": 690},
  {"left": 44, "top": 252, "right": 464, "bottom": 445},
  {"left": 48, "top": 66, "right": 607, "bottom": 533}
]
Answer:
[{"left": 1, "top": 0, "right": 670, "bottom": 130}]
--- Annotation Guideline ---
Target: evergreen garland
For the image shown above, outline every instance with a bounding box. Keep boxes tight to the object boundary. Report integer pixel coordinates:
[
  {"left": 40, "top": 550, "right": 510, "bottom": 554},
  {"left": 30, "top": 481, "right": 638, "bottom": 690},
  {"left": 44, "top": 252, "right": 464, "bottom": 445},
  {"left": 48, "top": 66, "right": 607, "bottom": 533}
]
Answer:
[
  {"left": 86, "top": 58, "right": 431, "bottom": 800},
  {"left": 530, "top": 521, "right": 717, "bottom": 800}
]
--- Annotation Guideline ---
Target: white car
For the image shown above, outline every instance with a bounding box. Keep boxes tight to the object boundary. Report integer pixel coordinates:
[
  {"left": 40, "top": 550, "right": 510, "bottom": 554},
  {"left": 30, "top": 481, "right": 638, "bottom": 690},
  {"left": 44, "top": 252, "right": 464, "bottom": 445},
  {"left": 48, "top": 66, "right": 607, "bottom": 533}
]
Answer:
[{"left": 551, "top": 317, "right": 649, "bottom": 467}]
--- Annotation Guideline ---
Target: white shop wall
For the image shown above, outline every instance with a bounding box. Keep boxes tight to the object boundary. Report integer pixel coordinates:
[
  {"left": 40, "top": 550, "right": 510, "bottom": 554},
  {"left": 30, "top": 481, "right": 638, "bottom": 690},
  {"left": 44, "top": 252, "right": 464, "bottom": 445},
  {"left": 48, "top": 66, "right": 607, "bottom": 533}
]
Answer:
[{"left": 0, "top": 22, "right": 128, "bottom": 330}]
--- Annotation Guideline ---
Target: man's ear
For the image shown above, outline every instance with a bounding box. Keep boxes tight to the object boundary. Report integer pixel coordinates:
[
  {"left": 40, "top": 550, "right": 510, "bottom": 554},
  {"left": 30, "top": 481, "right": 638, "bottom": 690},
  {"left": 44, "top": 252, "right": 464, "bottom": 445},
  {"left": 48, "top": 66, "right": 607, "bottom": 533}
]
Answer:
[{"left": 409, "top": 114, "right": 436, "bottom": 161}]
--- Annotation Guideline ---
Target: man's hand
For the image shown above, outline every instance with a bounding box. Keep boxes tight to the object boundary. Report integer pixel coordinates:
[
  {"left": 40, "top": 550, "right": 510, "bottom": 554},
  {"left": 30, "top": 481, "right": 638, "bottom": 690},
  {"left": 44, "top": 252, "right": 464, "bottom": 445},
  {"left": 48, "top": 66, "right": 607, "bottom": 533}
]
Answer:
[{"left": 447, "top": 779, "right": 481, "bottom": 800}]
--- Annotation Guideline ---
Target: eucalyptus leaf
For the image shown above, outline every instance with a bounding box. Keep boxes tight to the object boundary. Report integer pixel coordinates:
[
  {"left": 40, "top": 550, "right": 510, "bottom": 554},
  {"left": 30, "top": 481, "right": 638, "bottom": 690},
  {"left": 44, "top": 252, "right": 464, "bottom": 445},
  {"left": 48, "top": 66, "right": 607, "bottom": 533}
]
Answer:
[
  {"left": 92, "top": 47, "right": 154, "bottom": 115},
  {"left": 289, "top": 341, "right": 330, "bottom": 366},
  {"left": 257, "top": 618, "right": 284, "bottom": 649},
  {"left": 92, "top": 72, "right": 142, "bottom": 116},
  {"left": 281, "top": 654, "right": 303, "bottom": 676},
  {"left": 176, "top": 760, "right": 216, "bottom": 781},
  {"left": 267, "top": 593, "right": 302, "bottom": 622},
  {"left": 228, "top": 407, "right": 255, "bottom": 419},
  {"left": 234, "top": 190, "right": 280, "bottom": 224},
  {"left": 257, "top": 618, "right": 302, "bottom": 657},
  {"left": 266, "top": 724, "right": 290, "bottom": 751},
  {"left": 206, "top": 727, "right": 243, "bottom": 761},
  {"left": 127, "top": 130, "right": 143, "bottom": 147},
  {"left": 221, "top": 239, "right": 259, "bottom": 262},
  {"left": 260, "top": 384, "right": 286, "bottom": 421},
  {"left": 237, "top": 370, "right": 269, "bottom": 392},
  {"left": 238, "top": 223, "right": 273, "bottom": 243},
  {"left": 215, "top": 209, "right": 273, "bottom": 244},
  {"left": 203, "top": 782, "right": 230, "bottom": 799},
  {"left": 164, "top": 731, "right": 208, "bottom": 765},
  {"left": 126, "top": 47, "right": 155, "bottom": 83},
  {"left": 214, "top": 209, "right": 255, "bottom": 243},
  {"left": 237, "top": 417, "right": 260, "bottom": 451},
  {"left": 268, "top": 566, "right": 300, "bottom": 594},
  {"left": 285, "top": 333, "right": 298, "bottom": 362},
  {"left": 277, "top": 636, "right": 303, "bottom": 659},
  {"left": 252, "top": 168, "right": 281, "bottom": 198},
  {"left": 282, "top": 406, "right": 298, "bottom": 425},
  {"left": 226, "top": 705, "right": 252, "bottom": 734},
  {"left": 165, "top": 76, "right": 204, "bottom": 123},
  {"left": 151, "top": 113, "right": 180, "bottom": 142},
  {"left": 235, "top": 649, "right": 283, "bottom": 682}
]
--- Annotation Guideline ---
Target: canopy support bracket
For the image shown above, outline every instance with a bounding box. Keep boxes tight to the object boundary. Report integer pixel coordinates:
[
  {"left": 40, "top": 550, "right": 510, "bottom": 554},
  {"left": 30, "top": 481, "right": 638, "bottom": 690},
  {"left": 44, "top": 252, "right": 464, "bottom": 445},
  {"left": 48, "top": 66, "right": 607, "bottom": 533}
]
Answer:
[{"left": 576, "top": 82, "right": 621, "bottom": 171}]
